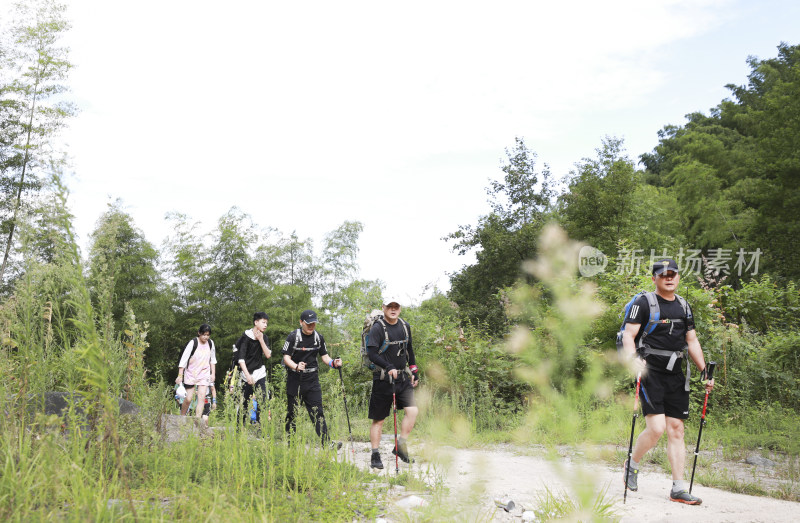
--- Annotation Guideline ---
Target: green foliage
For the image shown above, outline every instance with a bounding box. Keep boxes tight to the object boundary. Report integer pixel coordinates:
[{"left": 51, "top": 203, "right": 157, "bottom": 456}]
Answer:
[
  {"left": 0, "top": 0, "right": 75, "bottom": 283},
  {"left": 641, "top": 42, "right": 800, "bottom": 281},
  {"left": 560, "top": 137, "right": 641, "bottom": 255},
  {"left": 406, "top": 292, "right": 530, "bottom": 431},
  {"left": 446, "top": 137, "right": 554, "bottom": 335}
]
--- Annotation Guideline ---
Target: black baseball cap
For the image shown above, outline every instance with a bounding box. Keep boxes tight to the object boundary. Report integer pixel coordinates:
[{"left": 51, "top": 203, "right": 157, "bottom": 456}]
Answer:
[
  {"left": 300, "top": 309, "right": 318, "bottom": 324},
  {"left": 652, "top": 258, "right": 679, "bottom": 275}
]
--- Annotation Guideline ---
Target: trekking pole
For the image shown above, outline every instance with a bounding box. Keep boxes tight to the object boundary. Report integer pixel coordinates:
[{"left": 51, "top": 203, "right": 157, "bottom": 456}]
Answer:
[
  {"left": 624, "top": 372, "right": 642, "bottom": 504},
  {"left": 690, "top": 361, "right": 716, "bottom": 494},
  {"left": 391, "top": 374, "right": 399, "bottom": 474},
  {"left": 335, "top": 359, "right": 354, "bottom": 457}
]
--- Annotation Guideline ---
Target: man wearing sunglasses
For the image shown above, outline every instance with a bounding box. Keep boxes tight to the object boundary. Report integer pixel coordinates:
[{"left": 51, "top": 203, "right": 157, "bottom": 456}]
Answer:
[{"left": 620, "top": 258, "right": 715, "bottom": 505}]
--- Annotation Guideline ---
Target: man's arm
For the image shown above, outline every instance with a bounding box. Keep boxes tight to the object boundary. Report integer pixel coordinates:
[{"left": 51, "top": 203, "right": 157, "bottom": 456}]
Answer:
[
  {"left": 254, "top": 329, "right": 271, "bottom": 359},
  {"left": 283, "top": 354, "right": 299, "bottom": 372},
  {"left": 238, "top": 339, "right": 253, "bottom": 384},
  {"left": 367, "top": 324, "right": 395, "bottom": 372},
  {"left": 406, "top": 326, "right": 419, "bottom": 386},
  {"left": 239, "top": 359, "right": 253, "bottom": 385},
  {"left": 321, "top": 354, "right": 342, "bottom": 368},
  {"left": 686, "top": 329, "right": 714, "bottom": 392},
  {"left": 621, "top": 322, "right": 645, "bottom": 374}
]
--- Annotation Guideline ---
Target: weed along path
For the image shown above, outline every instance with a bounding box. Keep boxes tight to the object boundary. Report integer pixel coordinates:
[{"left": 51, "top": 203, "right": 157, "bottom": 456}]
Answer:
[{"left": 342, "top": 440, "right": 800, "bottom": 521}]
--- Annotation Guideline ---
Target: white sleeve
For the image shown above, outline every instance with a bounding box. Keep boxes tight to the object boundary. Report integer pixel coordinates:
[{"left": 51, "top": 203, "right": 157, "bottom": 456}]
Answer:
[
  {"left": 210, "top": 344, "right": 217, "bottom": 365},
  {"left": 178, "top": 340, "right": 194, "bottom": 368}
]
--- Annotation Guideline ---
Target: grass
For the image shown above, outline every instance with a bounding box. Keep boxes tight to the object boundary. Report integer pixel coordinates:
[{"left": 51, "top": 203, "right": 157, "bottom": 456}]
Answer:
[{"left": 0, "top": 386, "right": 412, "bottom": 521}]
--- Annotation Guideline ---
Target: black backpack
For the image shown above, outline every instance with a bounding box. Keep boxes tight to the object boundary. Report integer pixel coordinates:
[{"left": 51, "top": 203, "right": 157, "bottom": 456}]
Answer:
[
  {"left": 615, "top": 291, "right": 694, "bottom": 390},
  {"left": 361, "top": 310, "right": 410, "bottom": 379}
]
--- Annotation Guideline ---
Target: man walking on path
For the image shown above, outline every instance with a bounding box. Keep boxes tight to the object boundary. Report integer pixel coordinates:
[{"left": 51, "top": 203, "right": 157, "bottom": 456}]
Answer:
[
  {"left": 367, "top": 297, "right": 419, "bottom": 470},
  {"left": 620, "top": 258, "right": 715, "bottom": 505},
  {"left": 235, "top": 312, "right": 272, "bottom": 425},
  {"left": 282, "top": 309, "right": 342, "bottom": 448}
]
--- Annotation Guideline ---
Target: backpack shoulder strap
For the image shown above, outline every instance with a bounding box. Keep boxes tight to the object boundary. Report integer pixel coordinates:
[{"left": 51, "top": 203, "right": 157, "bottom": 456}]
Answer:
[
  {"left": 376, "top": 319, "right": 390, "bottom": 353},
  {"left": 675, "top": 294, "right": 691, "bottom": 320},
  {"left": 189, "top": 337, "right": 199, "bottom": 360},
  {"left": 314, "top": 331, "right": 321, "bottom": 348},
  {"left": 293, "top": 329, "right": 302, "bottom": 351},
  {"left": 643, "top": 291, "right": 660, "bottom": 335},
  {"left": 400, "top": 319, "right": 410, "bottom": 342}
]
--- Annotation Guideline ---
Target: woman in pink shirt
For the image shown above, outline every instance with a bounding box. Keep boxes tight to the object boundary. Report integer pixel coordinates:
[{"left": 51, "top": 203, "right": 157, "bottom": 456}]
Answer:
[{"left": 176, "top": 324, "right": 217, "bottom": 419}]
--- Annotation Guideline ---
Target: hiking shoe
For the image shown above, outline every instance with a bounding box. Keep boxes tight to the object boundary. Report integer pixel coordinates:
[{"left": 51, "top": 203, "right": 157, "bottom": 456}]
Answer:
[
  {"left": 370, "top": 452, "right": 384, "bottom": 470},
  {"left": 392, "top": 444, "right": 415, "bottom": 464},
  {"left": 329, "top": 440, "right": 343, "bottom": 451},
  {"left": 670, "top": 489, "right": 702, "bottom": 505},
  {"left": 623, "top": 460, "right": 639, "bottom": 492}
]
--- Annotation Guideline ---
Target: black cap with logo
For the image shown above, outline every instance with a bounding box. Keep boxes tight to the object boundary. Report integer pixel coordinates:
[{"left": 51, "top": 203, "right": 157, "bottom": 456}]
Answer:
[
  {"left": 652, "top": 258, "right": 679, "bottom": 275},
  {"left": 300, "top": 309, "right": 318, "bottom": 324}
]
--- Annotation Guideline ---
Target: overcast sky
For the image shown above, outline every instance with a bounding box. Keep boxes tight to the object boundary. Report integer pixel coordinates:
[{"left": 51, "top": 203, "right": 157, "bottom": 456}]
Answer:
[{"left": 22, "top": 0, "right": 799, "bottom": 304}]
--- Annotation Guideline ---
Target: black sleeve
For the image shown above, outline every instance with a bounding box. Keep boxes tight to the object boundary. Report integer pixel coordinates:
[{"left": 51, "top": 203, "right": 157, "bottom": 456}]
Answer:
[
  {"left": 318, "top": 333, "right": 329, "bottom": 357},
  {"left": 367, "top": 323, "right": 394, "bottom": 371},
  {"left": 406, "top": 323, "right": 415, "bottom": 367},
  {"left": 235, "top": 334, "right": 248, "bottom": 362},
  {"left": 281, "top": 332, "right": 295, "bottom": 356}
]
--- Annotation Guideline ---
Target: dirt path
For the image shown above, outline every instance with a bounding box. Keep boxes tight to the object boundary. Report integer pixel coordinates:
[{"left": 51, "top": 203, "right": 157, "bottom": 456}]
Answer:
[{"left": 342, "top": 438, "right": 800, "bottom": 521}]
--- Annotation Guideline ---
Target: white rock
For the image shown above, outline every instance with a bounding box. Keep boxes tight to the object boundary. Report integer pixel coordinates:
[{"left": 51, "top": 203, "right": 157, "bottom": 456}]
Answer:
[
  {"left": 395, "top": 495, "right": 427, "bottom": 510},
  {"left": 521, "top": 510, "right": 536, "bottom": 521}
]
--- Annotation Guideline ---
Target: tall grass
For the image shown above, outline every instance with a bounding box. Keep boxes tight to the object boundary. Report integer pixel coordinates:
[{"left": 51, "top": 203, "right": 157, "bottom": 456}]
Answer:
[{"left": 0, "top": 178, "right": 390, "bottom": 521}]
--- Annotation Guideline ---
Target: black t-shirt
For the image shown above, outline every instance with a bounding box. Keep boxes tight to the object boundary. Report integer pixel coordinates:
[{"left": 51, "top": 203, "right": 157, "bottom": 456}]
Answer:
[
  {"left": 628, "top": 293, "right": 695, "bottom": 373},
  {"left": 282, "top": 329, "right": 328, "bottom": 371},
  {"left": 367, "top": 319, "right": 415, "bottom": 377},
  {"left": 235, "top": 331, "right": 270, "bottom": 374}
]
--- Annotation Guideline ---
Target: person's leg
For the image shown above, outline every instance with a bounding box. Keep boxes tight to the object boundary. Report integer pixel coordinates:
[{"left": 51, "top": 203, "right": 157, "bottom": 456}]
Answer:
[
  {"left": 253, "top": 378, "right": 267, "bottom": 424},
  {"left": 631, "top": 413, "right": 666, "bottom": 462},
  {"left": 241, "top": 382, "right": 254, "bottom": 425},
  {"left": 399, "top": 406, "right": 418, "bottom": 439},
  {"left": 665, "top": 416, "right": 686, "bottom": 480},
  {"left": 194, "top": 385, "right": 208, "bottom": 418},
  {"left": 180, "top": 385, "right": 195, "bottom": 415},
  {"left": 286, "top": 393, "right": 298, "bottom": 435},
  {"left": 370, "top": 419, "right": 384, "bottom": 448},
  {"left": 303, "top": 382, "right": 328, "bottom": 442}
]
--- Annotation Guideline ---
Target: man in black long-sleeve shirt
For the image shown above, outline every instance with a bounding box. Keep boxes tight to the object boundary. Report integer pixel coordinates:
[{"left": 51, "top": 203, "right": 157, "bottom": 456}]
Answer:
[{"left": 367, "top": 297, "right": 419, "bottom": 469}]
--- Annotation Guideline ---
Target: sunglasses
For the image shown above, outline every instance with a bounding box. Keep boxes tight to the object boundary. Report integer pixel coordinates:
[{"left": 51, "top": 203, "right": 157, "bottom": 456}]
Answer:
[{"left": 657, "top": 271, "right": 678, "bottom": 279}]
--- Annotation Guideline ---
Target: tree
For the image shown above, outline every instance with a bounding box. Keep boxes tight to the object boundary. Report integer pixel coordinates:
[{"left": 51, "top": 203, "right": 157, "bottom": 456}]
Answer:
[
  {"left": 87, "top": 201, "right": 161, "bottom": 337},
  {"left": 445, "top": 137, "right": 554, "bottom": 334},
  {"left": 0, "top": 0, "right": 74, "bottom": 282},
  {"left": 640, "top": 42, "right": 800, "bottom": 281},
  {"left": 320, "top": 221, "right": 363, "bottom": 317},
  {"left": 558, "top": 137, "right": 686, "bottom": 261}
]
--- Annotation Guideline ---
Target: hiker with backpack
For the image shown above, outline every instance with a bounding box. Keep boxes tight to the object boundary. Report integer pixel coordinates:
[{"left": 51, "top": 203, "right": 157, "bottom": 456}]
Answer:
[
  {"left": 365, "top": 297, "right": 419, "bottom": 470},
  {"left": 233, "top": 312, "right": 272, "bottom": 425},
  {"left": 281, "top": 309, "right": 342, "bottom": 448},
  {"left": 176, "top": 324, "right": 217, "bottom": 419},
  {"left": 619, "top": 258, "right": 715, "bottom": 505}
]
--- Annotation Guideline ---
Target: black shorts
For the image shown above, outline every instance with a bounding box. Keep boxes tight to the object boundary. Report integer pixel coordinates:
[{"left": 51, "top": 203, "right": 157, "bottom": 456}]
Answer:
[
  {"left": 368, "top": 379, "right": 416, "bottom": 421},
  {"left": 640, "top": 370, "right": 690, "bottom": 419}
]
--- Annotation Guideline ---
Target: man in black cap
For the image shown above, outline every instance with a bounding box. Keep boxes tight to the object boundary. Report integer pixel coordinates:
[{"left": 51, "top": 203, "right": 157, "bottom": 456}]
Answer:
[
  {"left": 282, "top": 309, "right": 342, "bottom": 448},
  {"left": 620, "top": 258, "right": 715, "bottom": 505},
  {"left": 367, "top": 296, "right": 419, "bottom": 469}
]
